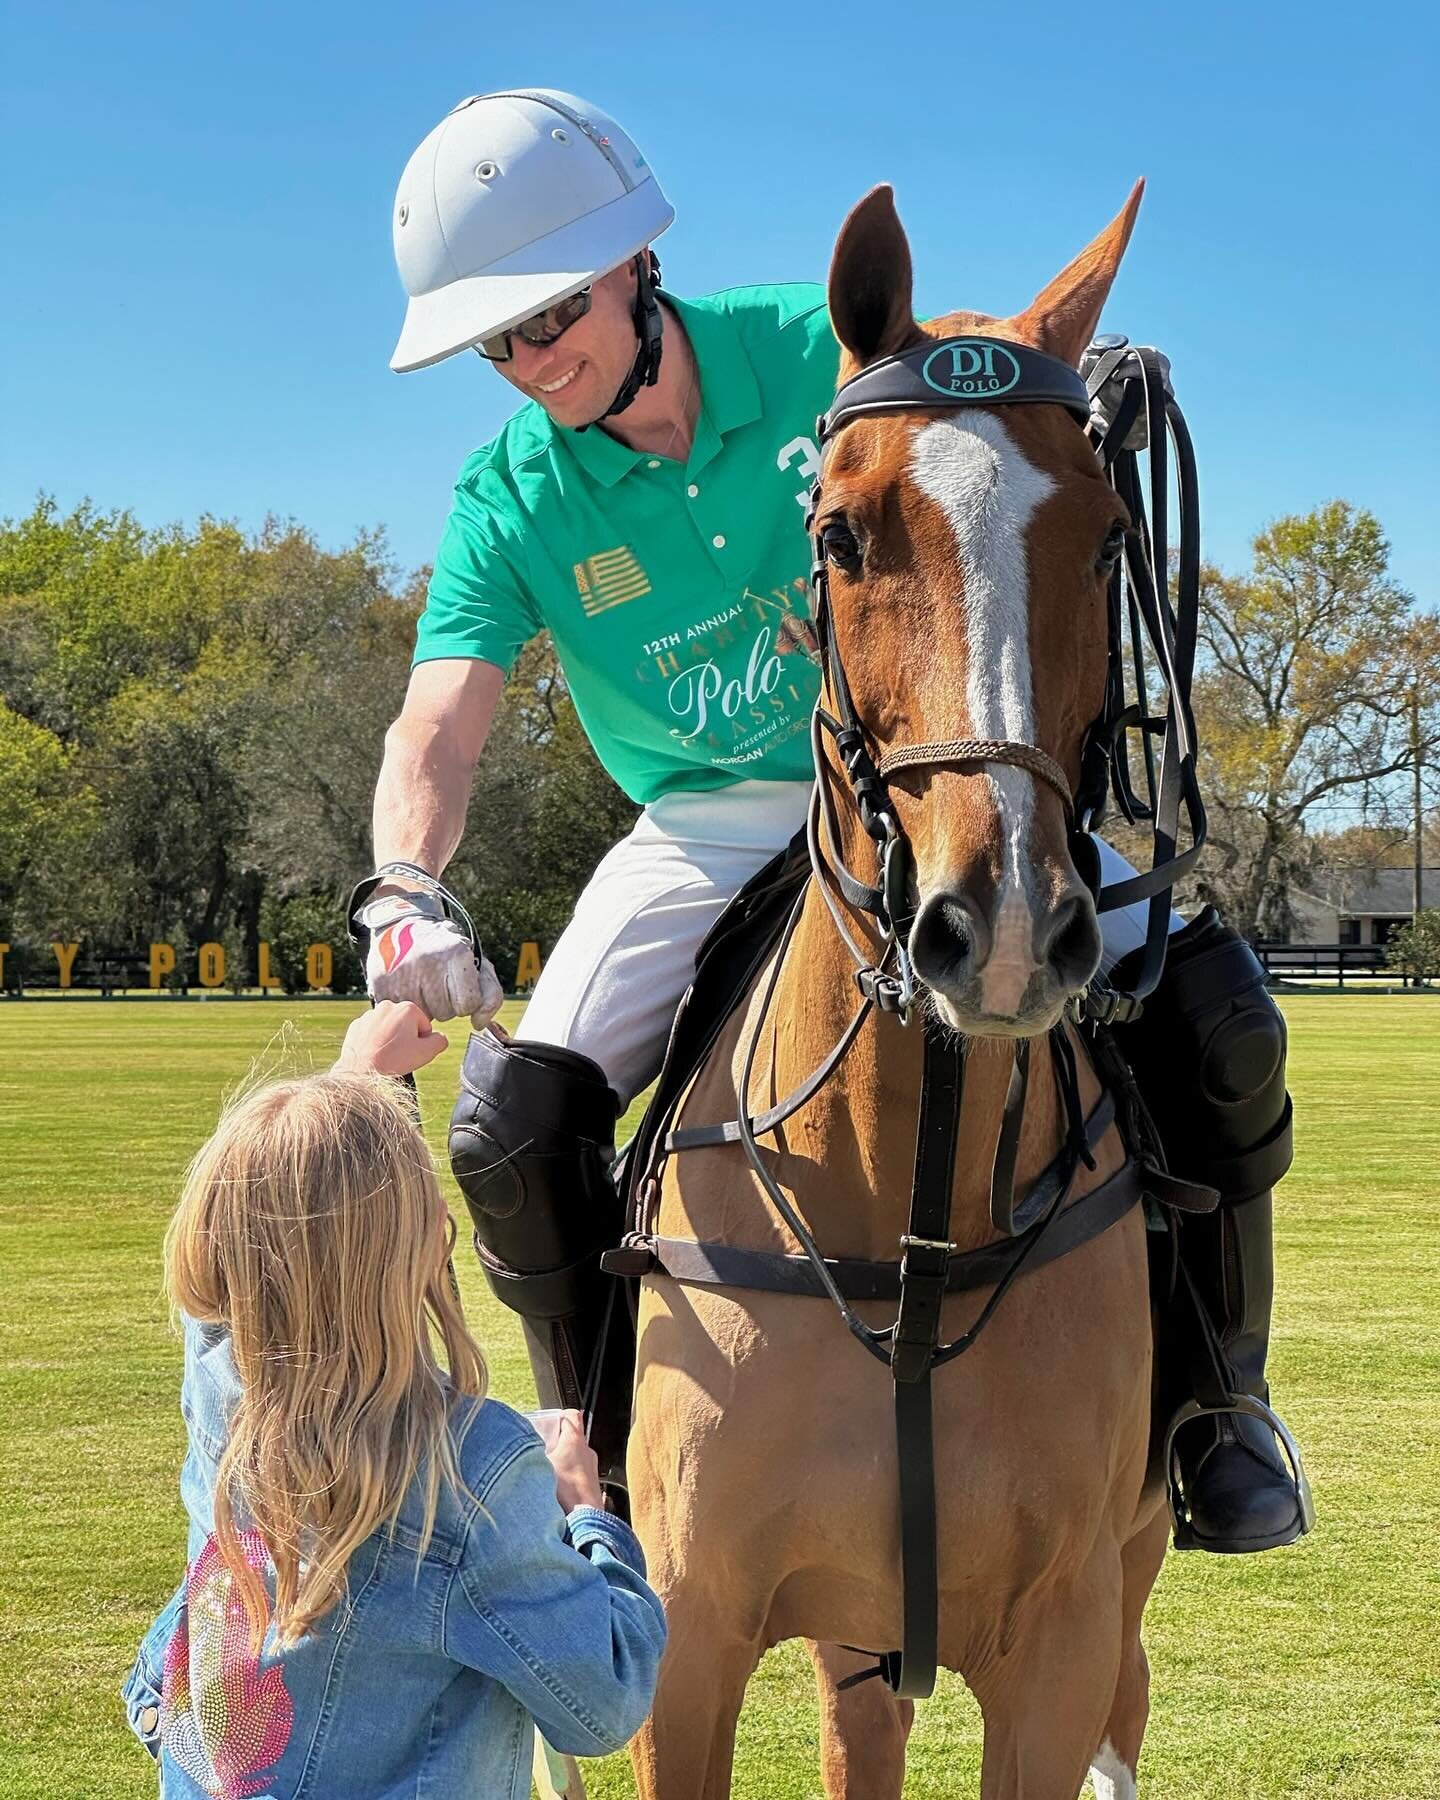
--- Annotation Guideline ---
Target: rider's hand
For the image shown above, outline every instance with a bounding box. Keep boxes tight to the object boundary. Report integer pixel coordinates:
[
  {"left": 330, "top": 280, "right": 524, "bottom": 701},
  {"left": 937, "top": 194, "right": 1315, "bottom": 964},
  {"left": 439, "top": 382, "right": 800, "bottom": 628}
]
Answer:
[
  {"left": 334, "top": 1000, "right": 449, "bottom": 1078},
  {"left": 358, "top": 888, "right": 503, "bottom": 1030},
  {"left": 528, "top": 1409, "right": 604, "bottom": 1512}
]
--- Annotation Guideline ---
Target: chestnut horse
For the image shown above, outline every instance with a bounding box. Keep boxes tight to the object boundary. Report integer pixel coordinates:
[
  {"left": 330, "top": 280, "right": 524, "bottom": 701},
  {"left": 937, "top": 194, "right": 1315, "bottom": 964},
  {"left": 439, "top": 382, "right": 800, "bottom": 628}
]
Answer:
[{"left": 627, "top": 183, "right": 1170, "bottom": 1800}]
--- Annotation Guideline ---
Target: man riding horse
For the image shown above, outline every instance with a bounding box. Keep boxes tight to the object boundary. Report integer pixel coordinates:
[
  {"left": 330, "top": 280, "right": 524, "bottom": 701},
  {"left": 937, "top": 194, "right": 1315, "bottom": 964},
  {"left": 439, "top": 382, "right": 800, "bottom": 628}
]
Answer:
[{"left": 355, "top": 88, "right": 1306, "bottom": 1558}]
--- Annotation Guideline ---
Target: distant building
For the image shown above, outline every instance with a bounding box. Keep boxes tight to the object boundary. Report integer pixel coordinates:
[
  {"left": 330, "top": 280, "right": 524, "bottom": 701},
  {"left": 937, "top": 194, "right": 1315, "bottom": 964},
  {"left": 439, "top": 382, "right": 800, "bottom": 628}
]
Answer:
[{"left": 1285, "top": 868, "right": 1440, "bottom": 945}]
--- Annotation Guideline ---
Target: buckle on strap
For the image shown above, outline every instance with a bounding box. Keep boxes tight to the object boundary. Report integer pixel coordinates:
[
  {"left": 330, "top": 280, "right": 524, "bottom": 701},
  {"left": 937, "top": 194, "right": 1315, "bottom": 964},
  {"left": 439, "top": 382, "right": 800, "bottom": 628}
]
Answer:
[
  {"left": 856, "top": 963, "right": 916, "bottom": 1023},
  {"left": 899, "top": 1233, "right": 958, "bottom": 1260},
  {"left": 1080, "top": 981, "right": 1145, "bottom": 1026},
  {"left": 892, "top": 1234, "right": 956, "bottom": 1383}
]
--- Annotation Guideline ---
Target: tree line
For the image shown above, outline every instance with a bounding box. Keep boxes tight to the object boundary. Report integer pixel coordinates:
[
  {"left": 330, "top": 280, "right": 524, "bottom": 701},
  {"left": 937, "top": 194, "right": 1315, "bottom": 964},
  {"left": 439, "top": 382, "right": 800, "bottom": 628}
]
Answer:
[
  {"left": 0, "top": 499, "right": 635, "bottom": 990},
  {"left": 0, "top": 493, "right": 1435, "bottom": 990}
]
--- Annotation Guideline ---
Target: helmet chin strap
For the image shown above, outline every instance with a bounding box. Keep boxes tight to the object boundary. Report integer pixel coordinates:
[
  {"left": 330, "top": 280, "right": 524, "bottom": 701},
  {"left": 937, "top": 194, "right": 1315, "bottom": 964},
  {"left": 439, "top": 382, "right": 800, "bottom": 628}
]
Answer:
[{"left": 575, "top": 252, "right": 664, "bottom": 431}]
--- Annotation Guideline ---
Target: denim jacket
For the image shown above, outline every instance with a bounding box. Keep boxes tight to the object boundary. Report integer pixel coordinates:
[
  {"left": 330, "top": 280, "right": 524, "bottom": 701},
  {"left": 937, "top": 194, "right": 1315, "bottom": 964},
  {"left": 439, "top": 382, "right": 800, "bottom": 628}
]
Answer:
[{"left": 122, "top": 1317, "right": 665, "bottom": 1799}]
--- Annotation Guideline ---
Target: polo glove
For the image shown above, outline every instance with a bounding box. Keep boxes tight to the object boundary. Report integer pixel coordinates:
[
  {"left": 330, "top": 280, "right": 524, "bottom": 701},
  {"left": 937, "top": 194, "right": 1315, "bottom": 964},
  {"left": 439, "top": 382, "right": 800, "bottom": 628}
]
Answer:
[{"left": 357, "top": 889, "right": 503, "bottom": 1030}]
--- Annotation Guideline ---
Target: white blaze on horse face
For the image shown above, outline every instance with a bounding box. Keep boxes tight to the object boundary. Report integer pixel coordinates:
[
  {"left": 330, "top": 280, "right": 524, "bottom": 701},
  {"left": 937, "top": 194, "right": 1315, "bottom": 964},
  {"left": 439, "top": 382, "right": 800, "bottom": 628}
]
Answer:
[
  {"left": 908, "top": 413, "right": 1057, "bottom": 1016},
  {"left": 1090, "top": 1739, "right": 1138, "bottom": 1800}
]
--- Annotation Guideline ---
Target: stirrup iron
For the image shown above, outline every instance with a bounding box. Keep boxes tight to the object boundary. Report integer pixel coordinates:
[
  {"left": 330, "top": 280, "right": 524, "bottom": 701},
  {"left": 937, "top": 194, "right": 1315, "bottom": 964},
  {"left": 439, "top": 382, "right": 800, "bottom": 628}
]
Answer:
[{"left": 1163, "top": 1394, "right": 1316, "bottom": 1551}]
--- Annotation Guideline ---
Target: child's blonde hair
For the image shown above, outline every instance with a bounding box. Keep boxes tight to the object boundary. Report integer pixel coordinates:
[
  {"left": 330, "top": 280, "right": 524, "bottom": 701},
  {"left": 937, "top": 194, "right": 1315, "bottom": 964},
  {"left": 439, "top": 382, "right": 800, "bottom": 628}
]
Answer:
[{"left": 165, "top": 1070, "right": 487, "bottom": 1646}]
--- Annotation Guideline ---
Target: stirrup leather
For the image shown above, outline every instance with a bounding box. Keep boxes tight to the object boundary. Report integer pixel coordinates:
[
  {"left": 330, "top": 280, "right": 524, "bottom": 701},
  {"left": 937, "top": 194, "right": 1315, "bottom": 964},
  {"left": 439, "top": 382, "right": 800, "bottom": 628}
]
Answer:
[{"left": 1163, "top": 1394, "right": 1316, "bottom": 1550}]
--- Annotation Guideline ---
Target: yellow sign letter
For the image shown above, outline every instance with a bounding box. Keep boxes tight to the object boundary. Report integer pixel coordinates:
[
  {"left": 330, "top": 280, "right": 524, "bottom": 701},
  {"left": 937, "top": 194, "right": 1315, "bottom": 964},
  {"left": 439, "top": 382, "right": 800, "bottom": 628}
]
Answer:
[
  {"left": 198, "top": 943, "right": 226, "bottom": 989},
  {"left": 257, "top": 942, "right": 282, "bottom": 989},
  {"left": 515, "top": 940, "right": 544, "bottom": 989},
  {"left": 149, "top": 943, "right": 176, "bottom": 989},
  {"left": 306, "top": 943, "right": 333, "bottom": 991},
  {"left": 52, "top": 942, "right": 81, "bottom": 988}
]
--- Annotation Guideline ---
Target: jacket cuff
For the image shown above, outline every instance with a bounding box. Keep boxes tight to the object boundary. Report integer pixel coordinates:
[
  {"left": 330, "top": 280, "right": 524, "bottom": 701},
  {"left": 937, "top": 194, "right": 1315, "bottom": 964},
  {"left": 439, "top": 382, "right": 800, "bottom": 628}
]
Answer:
[{"left": 564, "top": 1504, "right": 648, "bottom": 1575}]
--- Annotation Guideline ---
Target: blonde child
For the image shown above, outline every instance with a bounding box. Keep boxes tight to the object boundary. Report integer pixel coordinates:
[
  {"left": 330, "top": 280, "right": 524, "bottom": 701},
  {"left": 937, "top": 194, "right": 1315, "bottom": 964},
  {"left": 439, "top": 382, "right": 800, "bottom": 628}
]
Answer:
[{"left": 122, "top": 1000, "right": 664, "bottom": 1799}]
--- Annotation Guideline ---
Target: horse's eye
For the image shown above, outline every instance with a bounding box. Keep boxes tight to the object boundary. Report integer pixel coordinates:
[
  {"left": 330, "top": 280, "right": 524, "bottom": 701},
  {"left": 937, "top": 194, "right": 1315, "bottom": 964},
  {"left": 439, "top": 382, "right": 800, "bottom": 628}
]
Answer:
[
  {"left": 1097, "top": 522, "right": 1126, "bottom": 573},
  {"left": 821, "top": 520, "right": 862, "bottom": 570}
]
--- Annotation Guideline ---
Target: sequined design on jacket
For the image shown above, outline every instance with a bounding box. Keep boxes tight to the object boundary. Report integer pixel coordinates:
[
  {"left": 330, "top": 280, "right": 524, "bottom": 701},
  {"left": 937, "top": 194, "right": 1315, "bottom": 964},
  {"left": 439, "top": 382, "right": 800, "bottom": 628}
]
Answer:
[{"left": 160, "top": 1531, "right": 295, "bottom": 1799}]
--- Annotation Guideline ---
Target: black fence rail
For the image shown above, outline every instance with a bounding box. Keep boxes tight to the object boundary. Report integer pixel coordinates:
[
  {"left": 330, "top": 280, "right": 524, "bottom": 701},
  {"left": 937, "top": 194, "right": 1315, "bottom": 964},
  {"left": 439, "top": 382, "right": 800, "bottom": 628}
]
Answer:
[{"left": 1253, "top": 942, "right": 1404, "bottom": 986}]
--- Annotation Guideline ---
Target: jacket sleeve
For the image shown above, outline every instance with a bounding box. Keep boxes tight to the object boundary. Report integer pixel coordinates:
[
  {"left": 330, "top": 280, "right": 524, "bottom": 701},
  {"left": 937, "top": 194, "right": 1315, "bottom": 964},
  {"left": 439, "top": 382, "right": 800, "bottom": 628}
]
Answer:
[
  {"left": 445, "top": 1439, "right": 666, "bottom": 1756},
  {"left": 121, "top": 1581, "right": 184, "bottom": 1758}
]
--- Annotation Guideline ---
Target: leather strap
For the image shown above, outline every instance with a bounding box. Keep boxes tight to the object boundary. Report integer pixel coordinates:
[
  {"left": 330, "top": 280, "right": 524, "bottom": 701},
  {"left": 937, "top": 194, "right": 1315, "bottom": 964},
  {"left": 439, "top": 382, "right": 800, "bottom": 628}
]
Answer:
[
  {"left": 886, "top": 1373, "right": 939, "bottom": 1697},
  {"left": 988, "top": 1040, "right": 1030, "bottom": 1238},
  {"left": 636, "top": 1152, "right": 1141, "bottom": 1302},
  {"left": 884, "top": 1027, "right": 964, "bottom": 1697},
  {"left": 665, "top": 993, "right": 872, "bottom": 1153},
  {"left": 891, "top": 1029, "right": 966, "bottom": 1382}
]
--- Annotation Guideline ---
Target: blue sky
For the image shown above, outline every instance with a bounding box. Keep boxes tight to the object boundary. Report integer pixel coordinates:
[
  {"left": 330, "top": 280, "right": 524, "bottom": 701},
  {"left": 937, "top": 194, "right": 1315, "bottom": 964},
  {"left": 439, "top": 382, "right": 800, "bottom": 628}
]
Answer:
[{"left": 3, "top": 0, "right": 1435, "bottom": 598}]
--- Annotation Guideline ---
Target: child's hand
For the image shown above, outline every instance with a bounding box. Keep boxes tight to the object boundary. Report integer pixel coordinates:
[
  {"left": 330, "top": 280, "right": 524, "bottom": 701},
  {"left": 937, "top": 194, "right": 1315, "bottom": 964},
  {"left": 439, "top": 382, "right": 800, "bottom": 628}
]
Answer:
[
  {"left": 528, "top": 1410, "right": 604, "bottom": 1512},
  {"left": 334, "top": 1000, "right": 449, "bottom": 1078}
]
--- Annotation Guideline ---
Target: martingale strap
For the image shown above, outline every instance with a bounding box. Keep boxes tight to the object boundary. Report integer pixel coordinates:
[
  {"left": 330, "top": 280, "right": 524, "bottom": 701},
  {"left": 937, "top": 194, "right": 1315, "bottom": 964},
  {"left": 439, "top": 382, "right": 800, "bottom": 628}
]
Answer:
[{"left": 883, "top": 1026, "right": 965, "bottom": 1695}]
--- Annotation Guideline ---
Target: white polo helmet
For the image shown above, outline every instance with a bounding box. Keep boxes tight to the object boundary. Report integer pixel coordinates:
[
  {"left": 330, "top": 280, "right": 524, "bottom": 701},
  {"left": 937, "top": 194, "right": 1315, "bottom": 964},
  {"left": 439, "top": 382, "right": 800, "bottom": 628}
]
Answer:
[{"left": 389, "top": 88, "right": 674, "bottom": 374}]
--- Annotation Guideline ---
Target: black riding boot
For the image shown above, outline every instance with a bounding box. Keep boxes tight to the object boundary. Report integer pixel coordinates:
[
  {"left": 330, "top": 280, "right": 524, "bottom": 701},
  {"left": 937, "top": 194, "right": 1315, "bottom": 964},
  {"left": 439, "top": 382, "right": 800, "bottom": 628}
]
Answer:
[
  {"left": 449, "top": 1031, "right": 634, "bottom": 1500},
  {"left": 1166, "top": 1189, "right": 1310, "bottom": 1550},
  {"left": 1110, "top": 907, "right": 1312, "bottom": 1554}
]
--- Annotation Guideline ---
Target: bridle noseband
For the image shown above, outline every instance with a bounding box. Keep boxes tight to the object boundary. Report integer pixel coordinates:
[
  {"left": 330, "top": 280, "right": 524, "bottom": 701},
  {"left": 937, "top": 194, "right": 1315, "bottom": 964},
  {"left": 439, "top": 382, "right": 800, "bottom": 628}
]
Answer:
[{"left": 802, "top": 331, "right": 1205, "bottom": 1025}]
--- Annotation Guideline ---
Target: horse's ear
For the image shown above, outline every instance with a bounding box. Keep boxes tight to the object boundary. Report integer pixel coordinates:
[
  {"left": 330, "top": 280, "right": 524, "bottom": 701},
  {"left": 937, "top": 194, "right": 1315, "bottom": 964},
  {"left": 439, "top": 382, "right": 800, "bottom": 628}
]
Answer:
[
  {"left": 1014, "top": 180, "right": 1145, "bottom": 368},
  {"left": 828, "top": 185, "right": 919, "bottom": 369}
]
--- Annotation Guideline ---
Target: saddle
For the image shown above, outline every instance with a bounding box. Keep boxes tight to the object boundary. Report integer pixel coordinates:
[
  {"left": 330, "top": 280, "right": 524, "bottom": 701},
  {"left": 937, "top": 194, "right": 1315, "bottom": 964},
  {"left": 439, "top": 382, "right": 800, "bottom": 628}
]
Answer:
[{"left": 613, "top": 828, "right": 812, "bottom": 1227}]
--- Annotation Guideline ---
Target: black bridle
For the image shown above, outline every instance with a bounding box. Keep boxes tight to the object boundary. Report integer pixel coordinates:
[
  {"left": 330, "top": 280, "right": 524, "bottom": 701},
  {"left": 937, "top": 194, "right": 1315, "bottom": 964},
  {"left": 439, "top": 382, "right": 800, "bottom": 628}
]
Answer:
[{"left": 611, "top": 331, "right": 1214, "bottom": 1700}]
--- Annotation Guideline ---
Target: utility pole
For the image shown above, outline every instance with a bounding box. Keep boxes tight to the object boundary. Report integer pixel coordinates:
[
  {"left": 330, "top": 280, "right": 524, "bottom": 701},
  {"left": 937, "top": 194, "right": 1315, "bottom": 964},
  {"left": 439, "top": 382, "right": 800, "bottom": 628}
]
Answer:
[{"left": 1414, "top": 685, "right": 1425, "bottom": 918}]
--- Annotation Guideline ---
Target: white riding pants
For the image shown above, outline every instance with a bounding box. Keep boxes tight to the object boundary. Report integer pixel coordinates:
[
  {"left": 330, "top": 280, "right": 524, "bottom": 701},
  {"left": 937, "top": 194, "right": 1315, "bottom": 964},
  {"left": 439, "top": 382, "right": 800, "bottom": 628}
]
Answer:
[{"left": 516, "top": 779, "right": 1182, "bottom": 1105}]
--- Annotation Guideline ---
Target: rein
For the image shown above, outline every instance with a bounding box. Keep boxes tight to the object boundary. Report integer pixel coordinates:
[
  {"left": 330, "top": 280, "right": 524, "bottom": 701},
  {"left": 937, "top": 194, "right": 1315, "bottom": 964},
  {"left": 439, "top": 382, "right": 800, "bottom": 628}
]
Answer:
[{"left": 610, "top": 332, "right": 1211, "bottom": 1699}]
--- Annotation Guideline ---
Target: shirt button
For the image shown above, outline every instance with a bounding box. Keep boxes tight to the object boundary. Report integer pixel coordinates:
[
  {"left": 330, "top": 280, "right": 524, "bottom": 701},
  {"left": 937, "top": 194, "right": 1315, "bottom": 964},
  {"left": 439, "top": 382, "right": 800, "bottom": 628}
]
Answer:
[
  {"left": 712, "top": 534, "right": 726, "bottom": 549},
  {"left": 139, "top": 1705, "right": 159, "bottom": 1735},
  {"left": 687, "top": 483, "right": 699, "bottom": 498},
  {"left": 647, "top": 459, "right": 661, "bottom": 469}
]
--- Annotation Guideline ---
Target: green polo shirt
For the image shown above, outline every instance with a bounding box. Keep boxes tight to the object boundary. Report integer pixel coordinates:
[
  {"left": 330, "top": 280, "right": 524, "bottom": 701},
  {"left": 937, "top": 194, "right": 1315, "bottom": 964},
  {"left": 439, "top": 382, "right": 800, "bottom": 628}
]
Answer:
[{"left": 414, "top": 283, "right": 839, "bottom": 805}]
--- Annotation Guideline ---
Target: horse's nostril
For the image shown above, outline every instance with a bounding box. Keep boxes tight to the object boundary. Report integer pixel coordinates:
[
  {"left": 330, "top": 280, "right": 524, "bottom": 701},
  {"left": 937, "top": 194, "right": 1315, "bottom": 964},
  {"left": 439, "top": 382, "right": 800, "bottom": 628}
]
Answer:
[
  {"left": 1045, "top": 893, "right": 1103, "bottom": 989},
  {"left": 937, "top": 899, "right": 974, "bottom": 952},
  {"left": 910, "top": 892, "right": 987, "bottom": 986}
]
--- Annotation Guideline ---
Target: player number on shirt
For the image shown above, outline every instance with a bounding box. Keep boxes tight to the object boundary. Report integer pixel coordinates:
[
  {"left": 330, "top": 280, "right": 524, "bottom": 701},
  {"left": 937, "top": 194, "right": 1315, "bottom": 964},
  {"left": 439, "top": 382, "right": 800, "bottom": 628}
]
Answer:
[{"left": 777, "top": 436, "right": 821, "bottom": 505}]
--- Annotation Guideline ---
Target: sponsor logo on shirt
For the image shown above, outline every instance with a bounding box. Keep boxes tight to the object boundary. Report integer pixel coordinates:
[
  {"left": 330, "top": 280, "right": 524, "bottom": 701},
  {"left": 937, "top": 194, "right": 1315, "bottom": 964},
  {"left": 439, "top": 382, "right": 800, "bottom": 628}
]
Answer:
[
  {"left": 636, "top": 580, "right": 818, "bottom": 769},
  {"left": 573, "top": 545, "right": 652, "bottom": 618}
]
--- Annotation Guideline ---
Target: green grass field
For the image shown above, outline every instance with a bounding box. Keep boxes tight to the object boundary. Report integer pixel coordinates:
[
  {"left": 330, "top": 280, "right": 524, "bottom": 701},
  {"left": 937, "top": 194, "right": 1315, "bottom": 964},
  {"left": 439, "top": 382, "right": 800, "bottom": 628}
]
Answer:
[{"left": 2, "top": 996, "right": 1438, "bottom": 1798}]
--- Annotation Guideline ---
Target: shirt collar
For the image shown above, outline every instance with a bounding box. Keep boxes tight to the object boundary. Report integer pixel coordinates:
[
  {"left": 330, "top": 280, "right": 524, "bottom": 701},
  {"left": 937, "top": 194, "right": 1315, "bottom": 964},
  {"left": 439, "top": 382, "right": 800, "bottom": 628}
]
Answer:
[{"left": 555, "top": 293, "right": 762, "bottom": 488}]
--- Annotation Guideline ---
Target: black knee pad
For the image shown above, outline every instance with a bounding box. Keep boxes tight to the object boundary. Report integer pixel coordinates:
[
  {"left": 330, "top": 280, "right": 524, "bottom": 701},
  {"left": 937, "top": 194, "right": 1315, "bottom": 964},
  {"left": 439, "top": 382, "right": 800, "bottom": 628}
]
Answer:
[
  {"left": 449, "top": 1032, "right": 624, "bottom": 1323},
  {"left": 1110, "top": 907, "right": 1293, "bottom": 1202}
]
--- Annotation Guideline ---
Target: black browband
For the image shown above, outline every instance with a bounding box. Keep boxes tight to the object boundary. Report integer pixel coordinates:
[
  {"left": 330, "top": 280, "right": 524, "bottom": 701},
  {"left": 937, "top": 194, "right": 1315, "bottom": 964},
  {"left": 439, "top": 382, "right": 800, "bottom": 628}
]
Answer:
[{"left": 820, "top": 335, "right": 1093, "bottom": 441}]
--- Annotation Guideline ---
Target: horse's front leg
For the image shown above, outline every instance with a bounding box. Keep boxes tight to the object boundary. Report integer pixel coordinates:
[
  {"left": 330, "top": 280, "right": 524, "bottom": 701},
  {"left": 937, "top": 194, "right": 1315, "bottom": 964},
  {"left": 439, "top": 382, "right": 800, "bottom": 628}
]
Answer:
[
  {"left": 1091, "top": 1506, "right": 1170, "bottom": 1799},
  {"left": 808, "top": 1640, "right": 913, "bottom": 1800},
  {"left": 969, "top": 1545, "right": 1127, "bottom": 1800},
  {"left": 627, "top": 1341, "right": 768, "bottom": 1800},
  {"left": 628, "top": 1582, "right": 762, "bottom": 1800}
]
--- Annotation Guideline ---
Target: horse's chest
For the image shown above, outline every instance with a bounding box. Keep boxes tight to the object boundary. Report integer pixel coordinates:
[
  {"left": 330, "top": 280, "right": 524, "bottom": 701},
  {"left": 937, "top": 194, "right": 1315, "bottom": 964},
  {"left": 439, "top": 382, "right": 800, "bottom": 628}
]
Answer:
[{"left": 633, "top": 1239, "right": 1146, "bottom": 1565}]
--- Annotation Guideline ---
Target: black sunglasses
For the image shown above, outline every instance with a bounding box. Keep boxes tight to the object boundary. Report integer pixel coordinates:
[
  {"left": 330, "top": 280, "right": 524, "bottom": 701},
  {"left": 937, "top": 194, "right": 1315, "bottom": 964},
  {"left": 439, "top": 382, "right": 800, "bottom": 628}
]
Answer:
[{"left": 474, "top": 288, "right": 592, "bottom": 363}]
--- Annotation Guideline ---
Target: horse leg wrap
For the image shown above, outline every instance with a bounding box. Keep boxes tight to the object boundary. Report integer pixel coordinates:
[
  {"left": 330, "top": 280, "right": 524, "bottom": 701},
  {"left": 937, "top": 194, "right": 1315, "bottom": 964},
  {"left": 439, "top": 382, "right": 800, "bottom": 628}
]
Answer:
[
  {"left": 1111, "top": 908, "right": 1312, "bottom": 1552},
  {"left": 449, "top": 1031, "right": 634, "bottom": 1493}
]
